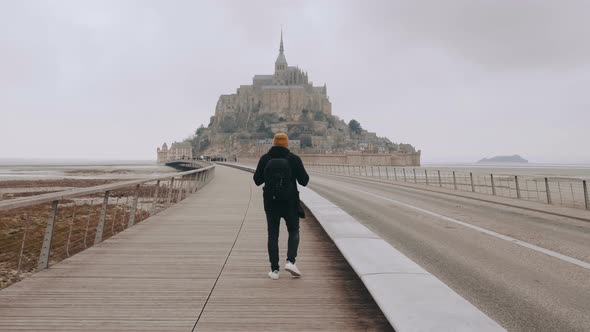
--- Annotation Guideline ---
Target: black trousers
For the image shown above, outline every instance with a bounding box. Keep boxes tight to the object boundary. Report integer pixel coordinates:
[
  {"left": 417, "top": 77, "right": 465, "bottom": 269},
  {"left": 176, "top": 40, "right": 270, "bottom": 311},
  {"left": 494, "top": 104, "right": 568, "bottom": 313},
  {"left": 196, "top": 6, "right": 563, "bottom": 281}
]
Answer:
[{"left": 265, "top": 205, "right": 300, "bottom": 271}]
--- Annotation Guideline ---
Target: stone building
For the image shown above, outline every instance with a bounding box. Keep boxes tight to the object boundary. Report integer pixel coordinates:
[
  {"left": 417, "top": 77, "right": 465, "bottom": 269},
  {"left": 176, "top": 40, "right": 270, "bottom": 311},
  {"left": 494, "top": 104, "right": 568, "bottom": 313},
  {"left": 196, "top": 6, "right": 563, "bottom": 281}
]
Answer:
[
  {"left": 170, "top": 30, "right": 421, "bottom": 166},
  {"left": 208, "top": 30, "right": 332, "bottom": 131},
  {"left": 157, "top": 142, "right": 193, "bottom": 163}
]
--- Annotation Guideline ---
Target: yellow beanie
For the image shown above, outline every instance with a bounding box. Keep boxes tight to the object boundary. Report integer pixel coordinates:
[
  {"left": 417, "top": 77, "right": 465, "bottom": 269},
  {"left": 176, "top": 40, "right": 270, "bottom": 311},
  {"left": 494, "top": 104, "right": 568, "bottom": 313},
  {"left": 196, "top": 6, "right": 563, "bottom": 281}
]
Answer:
[{"left": 273, "top": 133, "right": 289, "bottom": 148}]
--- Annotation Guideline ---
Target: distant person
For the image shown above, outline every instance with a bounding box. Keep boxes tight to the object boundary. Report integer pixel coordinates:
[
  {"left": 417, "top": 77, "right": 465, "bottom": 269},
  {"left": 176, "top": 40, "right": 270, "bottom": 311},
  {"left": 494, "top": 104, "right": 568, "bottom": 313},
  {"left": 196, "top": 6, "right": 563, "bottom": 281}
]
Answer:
[{"left": 254, "top": 133, "right": 309, "bottom": 280}]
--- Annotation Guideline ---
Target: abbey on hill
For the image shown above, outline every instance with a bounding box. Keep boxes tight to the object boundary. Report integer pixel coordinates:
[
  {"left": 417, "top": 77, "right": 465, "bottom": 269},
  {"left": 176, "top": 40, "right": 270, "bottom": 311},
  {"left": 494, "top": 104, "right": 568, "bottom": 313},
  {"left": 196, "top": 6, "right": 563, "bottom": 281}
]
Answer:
[{"left": 161, "top": 31, "right": 420, "bottom": 166}]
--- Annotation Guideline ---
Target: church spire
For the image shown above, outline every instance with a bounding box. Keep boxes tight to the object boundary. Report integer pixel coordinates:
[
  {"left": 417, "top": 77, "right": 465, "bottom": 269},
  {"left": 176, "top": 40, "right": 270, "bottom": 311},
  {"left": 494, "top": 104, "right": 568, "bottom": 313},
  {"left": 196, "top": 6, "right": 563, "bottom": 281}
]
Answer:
[
  {"left": 279, "top": 28, "right": 284, "bottom": 53},
  {"left": 275, "top": 28, "right": 288, "bottom": 72}
]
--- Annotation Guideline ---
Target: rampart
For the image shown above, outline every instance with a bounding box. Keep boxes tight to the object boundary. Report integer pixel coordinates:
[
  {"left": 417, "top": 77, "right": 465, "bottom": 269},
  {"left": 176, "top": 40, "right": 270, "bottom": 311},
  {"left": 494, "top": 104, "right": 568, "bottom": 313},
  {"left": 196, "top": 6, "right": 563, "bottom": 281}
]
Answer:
[{"left": 238, "top": 151, "right": 421, "bottom": 166}]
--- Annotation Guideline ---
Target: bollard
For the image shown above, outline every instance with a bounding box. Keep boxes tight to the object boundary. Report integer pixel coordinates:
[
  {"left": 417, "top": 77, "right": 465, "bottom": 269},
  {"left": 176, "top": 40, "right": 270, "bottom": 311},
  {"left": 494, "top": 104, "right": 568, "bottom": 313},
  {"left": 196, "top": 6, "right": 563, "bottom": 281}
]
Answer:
[
  {"left": 583, "top": 180, "right": 589, "bottom": 210},
  {"left": 385, "top": 167, "right": 389, "bottom": 179},
  {"left": 491, "top": 174, "right": 496, "bottom": 196},
  {"left": 403, "top": 168, "right": 407, "bottom": 181},
  {"left": 413, "top": 169, "right": 417, "bottom": 183},
  {"left": 94, "top": 191, "right": 111, "bottom": 244},
  {"left": 515, "top": 176, "right": 521, "bottom": 199},
  {"left": 378, "top": 166, "right": 381, "bottom": 178},
  {"left": 470, "top": 172, "right": 475, "bottom": 192},
  {"left": 545, "top": 177, "right": 552, "bottom": 204},
  {"left": 394, "top": 168, "right": 398, "bottom": 181},
  {"left": 425, "top": 170, "right": 429, "bottom": 185},
  {"left": 452, "top": 171, "right": 457, "bottom": 190},
  {"left": 37, "top": 200, "right": 59, "bottom": 271}
]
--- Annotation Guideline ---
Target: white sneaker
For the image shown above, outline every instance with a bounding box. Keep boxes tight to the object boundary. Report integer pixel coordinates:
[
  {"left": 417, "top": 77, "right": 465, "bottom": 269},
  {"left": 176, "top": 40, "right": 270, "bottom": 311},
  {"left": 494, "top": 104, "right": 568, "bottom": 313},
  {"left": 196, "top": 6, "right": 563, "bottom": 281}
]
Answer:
[
  {"left": 285, "top": 261, "right": 302, "bottom": 277},
  {"left": 268, "top": 270, "right": 280, "bottom": 280}
]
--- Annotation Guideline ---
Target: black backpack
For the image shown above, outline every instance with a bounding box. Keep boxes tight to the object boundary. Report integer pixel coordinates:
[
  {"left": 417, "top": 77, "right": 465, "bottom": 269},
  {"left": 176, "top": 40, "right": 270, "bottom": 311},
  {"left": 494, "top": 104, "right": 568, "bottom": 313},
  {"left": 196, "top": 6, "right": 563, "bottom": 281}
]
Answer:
[{"left": 263, "top": 155, "right": 294, "bottom": 201}]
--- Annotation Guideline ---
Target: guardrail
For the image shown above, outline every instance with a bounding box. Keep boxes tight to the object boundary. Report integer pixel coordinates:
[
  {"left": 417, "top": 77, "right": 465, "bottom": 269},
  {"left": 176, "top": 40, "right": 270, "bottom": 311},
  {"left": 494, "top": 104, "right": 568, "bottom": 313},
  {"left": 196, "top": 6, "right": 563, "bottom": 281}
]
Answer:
[
  {"left": 0, "top": 164, "right": 215, "bottom": 289},
  {"left": 309, "top": 164, "right": 590, "bottom": 211}
]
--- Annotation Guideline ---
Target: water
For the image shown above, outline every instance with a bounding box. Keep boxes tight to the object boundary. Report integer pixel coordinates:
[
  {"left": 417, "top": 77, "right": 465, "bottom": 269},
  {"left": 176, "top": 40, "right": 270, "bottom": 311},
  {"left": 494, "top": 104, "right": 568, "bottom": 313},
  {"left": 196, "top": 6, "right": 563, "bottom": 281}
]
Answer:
[
  {"left": 422, "top": 163, "right": 590, "bottom": 180},
  {"left": 0, "top": 159, "right": 177, "bottom": 181}
]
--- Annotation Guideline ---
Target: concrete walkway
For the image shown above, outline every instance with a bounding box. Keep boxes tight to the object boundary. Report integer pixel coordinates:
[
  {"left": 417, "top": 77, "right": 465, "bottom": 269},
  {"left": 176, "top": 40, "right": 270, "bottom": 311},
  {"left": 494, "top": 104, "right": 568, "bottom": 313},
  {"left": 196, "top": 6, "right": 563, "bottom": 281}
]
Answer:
[{"left": 0, "top": 166, "right": 391, "bottom": 331}]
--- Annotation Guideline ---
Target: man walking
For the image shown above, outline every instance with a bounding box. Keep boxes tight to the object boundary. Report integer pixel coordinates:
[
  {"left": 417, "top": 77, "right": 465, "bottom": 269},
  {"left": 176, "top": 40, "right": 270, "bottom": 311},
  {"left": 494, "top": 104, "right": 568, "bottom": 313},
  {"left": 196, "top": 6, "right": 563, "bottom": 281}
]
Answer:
[{"left": 254, "top": 133, "right": 309, "bottom": 280}]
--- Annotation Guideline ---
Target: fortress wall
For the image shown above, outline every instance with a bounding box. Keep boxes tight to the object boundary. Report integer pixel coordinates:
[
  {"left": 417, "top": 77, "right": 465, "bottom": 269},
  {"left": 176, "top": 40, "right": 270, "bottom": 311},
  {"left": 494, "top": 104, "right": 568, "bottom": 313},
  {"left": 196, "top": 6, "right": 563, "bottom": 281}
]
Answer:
[
  {"left": 300, "top": 153, "right": 420, "bottom": 166},
  {"left": 237, "top": 152, "right": 421, "bottom": 166}
]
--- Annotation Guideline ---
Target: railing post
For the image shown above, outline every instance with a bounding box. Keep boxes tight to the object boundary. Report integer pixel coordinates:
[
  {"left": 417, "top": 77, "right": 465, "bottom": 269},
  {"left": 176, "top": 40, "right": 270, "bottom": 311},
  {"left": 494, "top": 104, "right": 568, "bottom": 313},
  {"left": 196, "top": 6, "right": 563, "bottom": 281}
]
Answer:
[
  {"left": 453, "top": 171, "right": 457, "bottom": 190},
  {"left": 438, "top": 170, "right": 442, "bottom": 187},
  {"left": 413, "top": 169, "right": 417, "bottom": 183},
  {"left": 190, "top": 174, "right": 197, "bottom": 193},
  {"left": 128, "top": 184, "right": 140, "bottom": 227},
  {"left": 194, "top": 173, "right": 200, "bottom": 190},
  {"left": 394, "top": 168, "right": 398, "bottom": 181},
  {"left": 470, "top": 172, "right": 475, "bottom": 192},
  {"left": 37, "top": 200, "right": 59, "bottom": 271},
  {"left": 491, "top": 174, "right": 496, "bottom": 195},
  {"left": 111, "top": 198, "right": 119, "bottom": 234},
  {"left": 17, "top": 213, "right": 31, "bottom": 274},
  {"left": 385, "top": 167, "right": 389, "bottom": 179},
  {"left": 515, "top": 176, "right": 521, "bottom": 199},
  {"left": 425, "top": 170, "right": 429, "bottom": 185},
  {"left": 364, "top": 166, "right": 368, "bottom": 177},
  {"left": 83, "top": 202, "right": 92, "bottom": 249},
  {"left": 378, "top": 166, "right": 381, "bottom": 178},
  {"left": 545, "top": 177, "right": 552, "bottom": 204},
  {"left": 166, "top": 178, "right": 175, "bottom": 207},
  {"left": 177, "top": 176, "right": 184, "bottom": 202},
  {"left": 94, "top": 191, "right": 111, "bottom": 244},
  {"left": 186, "top": 175, "right": 192, "bottom": 195},
  {"left": 403, "top": 168, "right": 407, "bottom": 182},
  {"left": 583, "top": 180, "right": 589, "bottom": 210},
  {"left": 66, "top": 205, "right": 76, "bottom": 257},
  {"left": 152, "top": 180, "right": 160, "bottom": 214}
]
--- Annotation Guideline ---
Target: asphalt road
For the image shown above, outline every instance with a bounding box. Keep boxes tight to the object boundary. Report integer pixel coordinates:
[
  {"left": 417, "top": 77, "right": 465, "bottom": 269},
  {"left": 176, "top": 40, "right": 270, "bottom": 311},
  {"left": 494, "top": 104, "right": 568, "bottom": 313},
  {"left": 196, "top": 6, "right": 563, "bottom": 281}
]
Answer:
[{"left": 308, "top": 172, "right": 590, "bottom": 332}]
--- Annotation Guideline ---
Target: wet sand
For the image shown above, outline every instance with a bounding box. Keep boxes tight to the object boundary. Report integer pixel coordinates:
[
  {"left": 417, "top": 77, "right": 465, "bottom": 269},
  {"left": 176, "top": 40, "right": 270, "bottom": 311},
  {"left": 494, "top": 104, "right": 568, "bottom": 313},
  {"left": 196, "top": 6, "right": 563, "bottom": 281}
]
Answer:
[{"left": 0, "top": 162, "right": 177, "bottom": 201}]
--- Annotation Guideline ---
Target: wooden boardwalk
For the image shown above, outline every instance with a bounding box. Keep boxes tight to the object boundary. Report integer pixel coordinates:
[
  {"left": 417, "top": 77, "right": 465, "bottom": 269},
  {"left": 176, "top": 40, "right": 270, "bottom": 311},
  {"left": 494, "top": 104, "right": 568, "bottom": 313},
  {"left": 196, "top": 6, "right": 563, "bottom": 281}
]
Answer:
[{"left": 0, "top": 166, "right": 392, "bottom": 331}]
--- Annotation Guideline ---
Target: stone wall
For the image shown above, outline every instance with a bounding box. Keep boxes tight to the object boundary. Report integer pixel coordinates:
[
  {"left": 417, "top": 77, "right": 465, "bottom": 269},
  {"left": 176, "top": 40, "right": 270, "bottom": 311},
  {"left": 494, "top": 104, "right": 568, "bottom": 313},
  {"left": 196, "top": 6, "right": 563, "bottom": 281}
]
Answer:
[{"left": 238, "top": 151, "right": 421, "bottom": 166}]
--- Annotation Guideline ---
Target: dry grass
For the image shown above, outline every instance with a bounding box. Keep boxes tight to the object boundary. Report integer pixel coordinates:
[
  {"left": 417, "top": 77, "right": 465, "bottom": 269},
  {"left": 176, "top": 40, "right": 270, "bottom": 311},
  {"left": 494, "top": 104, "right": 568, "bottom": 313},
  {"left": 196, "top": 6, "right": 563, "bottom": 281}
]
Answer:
[{"left": 0, "top": 183, "right": 167, "bottom": 289}]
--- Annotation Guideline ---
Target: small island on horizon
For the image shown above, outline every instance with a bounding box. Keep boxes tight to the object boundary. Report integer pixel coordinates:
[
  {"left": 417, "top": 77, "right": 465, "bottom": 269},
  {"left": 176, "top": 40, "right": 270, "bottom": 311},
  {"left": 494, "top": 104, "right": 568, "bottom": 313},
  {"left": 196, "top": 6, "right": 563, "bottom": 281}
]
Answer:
[{"left": 477, "top": 154, "right": 528, "bottom": 164}]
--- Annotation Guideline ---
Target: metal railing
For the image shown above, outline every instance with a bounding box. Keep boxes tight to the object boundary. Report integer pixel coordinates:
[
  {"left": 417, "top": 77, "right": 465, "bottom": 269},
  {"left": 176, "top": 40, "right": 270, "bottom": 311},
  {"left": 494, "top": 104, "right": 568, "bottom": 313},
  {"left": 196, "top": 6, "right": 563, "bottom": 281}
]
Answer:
[
  {"left": 309, "top": 164, "right": 590, "bottom": 211},
  {"left": 0, "top": 164, "right": 215, "bottom": 289}
]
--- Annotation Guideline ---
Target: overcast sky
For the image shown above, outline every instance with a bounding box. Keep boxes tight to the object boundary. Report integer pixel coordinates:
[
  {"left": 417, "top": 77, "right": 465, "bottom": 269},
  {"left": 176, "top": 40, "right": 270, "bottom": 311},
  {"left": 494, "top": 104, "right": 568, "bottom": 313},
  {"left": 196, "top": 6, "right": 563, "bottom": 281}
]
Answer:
[{"left": 1, "top": 0, "right": 589, "bottom": 163}]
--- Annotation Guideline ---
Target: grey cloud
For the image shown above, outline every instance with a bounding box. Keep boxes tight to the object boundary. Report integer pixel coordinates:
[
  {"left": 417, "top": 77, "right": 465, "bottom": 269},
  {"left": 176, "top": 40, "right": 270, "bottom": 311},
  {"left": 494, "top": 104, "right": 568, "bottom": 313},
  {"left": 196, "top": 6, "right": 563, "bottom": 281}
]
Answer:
[{"left": 0, "top": 0, "right": 588, "bottom": 163}]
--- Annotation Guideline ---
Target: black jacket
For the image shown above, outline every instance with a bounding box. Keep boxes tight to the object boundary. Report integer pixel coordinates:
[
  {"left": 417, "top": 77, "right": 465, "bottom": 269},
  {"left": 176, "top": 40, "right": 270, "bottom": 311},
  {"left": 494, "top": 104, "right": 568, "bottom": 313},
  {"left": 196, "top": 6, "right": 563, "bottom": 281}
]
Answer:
[{"left": 253, "top": 146, "right": 309, "bottom": 208}]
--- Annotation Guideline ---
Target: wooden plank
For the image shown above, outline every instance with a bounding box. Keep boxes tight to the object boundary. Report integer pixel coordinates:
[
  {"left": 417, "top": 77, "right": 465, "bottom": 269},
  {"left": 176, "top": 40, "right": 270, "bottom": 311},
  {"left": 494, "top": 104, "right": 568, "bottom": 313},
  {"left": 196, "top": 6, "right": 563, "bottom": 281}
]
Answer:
[{"left": 0, "top": 166, "right": 392, "bottom": 331}]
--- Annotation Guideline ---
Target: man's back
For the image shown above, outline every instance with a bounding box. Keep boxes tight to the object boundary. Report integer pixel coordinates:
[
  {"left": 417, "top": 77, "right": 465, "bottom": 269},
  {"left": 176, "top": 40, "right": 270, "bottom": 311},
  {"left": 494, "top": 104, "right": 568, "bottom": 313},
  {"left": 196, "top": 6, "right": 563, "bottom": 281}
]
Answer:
[{"left": 253, "top": 146, "right": 309, "bottom": 207}]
